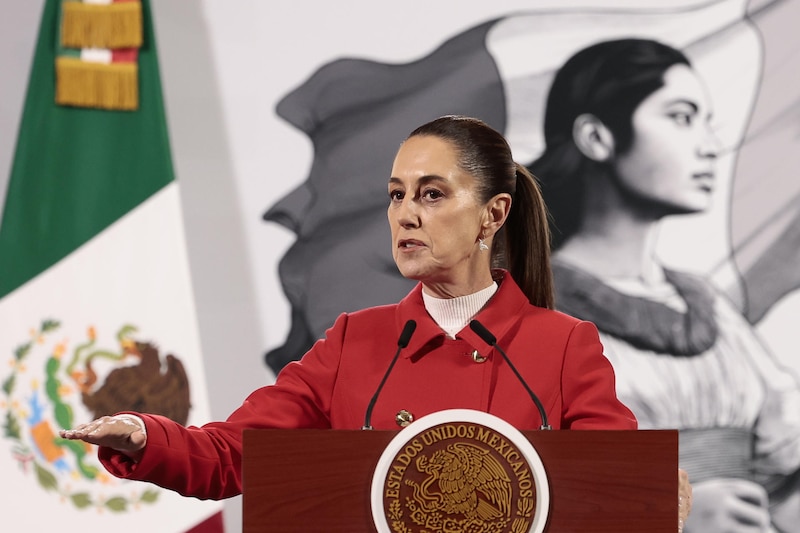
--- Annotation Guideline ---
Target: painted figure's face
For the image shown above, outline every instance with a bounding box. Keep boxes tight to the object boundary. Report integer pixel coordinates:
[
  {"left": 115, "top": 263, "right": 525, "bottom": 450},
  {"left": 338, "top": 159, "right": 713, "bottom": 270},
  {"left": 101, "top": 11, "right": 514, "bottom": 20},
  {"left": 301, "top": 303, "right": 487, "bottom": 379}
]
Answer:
[
  {"left": 388, "top": 135, "right": 488, "bottom": 293},
  {"left": 614, "top": 64, "right": 720, "bottom": 215}
]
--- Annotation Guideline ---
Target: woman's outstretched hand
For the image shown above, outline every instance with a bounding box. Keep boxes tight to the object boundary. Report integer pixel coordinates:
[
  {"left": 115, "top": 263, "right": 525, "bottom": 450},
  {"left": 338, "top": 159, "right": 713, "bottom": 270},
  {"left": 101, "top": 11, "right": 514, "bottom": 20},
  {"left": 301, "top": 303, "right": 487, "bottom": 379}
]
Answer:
[{"left": 59, "top": 415, "right": 147, "bottom": 461}]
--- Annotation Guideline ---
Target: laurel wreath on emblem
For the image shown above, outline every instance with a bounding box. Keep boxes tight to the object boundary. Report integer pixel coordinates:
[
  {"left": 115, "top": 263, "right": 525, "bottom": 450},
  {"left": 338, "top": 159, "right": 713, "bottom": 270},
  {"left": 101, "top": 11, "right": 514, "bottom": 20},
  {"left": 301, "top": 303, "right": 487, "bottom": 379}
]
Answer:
[
  {"left": 1, "top": 319, "right": 160, "bottom": 512},
  {"left": 387, "top": 490, "right": 532, "bottom": 533},
  {"left": 388, "top": 497, "right": 533, "bottom": 533}
]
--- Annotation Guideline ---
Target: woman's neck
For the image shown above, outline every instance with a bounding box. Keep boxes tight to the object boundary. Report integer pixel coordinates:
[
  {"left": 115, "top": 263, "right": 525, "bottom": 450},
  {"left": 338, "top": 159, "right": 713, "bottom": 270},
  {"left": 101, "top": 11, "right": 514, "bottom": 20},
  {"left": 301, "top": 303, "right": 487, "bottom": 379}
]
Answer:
[
  {"left": 421, "top": 269, "right": 496, "bottom": 299},
  {"left": 556, "top": 212, "right": 665, "bottom": 285}
]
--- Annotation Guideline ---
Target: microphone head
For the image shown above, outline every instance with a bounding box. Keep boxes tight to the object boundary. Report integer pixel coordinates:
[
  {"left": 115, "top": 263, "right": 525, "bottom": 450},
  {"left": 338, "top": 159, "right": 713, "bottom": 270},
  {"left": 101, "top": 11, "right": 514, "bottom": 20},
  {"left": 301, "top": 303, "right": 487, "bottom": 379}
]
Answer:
[
  {"left": 469, "top": 319, "right": 496, "bottom": 346},
  {"left": 398, "top": 320, "right": 417, "bottom": 348}
]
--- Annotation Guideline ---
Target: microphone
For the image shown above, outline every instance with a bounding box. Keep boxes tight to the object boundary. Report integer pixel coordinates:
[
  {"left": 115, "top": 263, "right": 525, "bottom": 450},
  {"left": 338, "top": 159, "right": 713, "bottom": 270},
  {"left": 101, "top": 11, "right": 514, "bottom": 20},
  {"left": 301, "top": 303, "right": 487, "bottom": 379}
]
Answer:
[
  {"left": 362, "top": 320, "right": 417, "bottom": 430},
  {"left": 469, "top": 319, "right": 551, "bottom": 430}
]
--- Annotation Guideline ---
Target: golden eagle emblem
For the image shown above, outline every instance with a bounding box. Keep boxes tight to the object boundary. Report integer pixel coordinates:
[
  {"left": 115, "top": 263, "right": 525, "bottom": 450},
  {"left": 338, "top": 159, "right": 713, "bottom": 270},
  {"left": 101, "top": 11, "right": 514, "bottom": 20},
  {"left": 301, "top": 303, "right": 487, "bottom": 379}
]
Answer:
[
  {"left": 375, "top": 415, "right": 547, "bottom": 533},
  {"left": 409, "top": 442, "right": 513, "bottom": 522}
]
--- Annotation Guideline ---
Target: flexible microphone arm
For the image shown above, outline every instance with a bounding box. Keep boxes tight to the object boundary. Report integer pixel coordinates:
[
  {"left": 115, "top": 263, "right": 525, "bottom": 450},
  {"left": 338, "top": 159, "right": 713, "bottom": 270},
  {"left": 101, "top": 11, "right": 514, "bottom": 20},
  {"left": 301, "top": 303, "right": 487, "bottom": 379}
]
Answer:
[
  {"left": 469, "top": 319, "right": 552, "bottom": 430},
  {"left": 362, "top": 320, "right": 417, "bottom": 430}
]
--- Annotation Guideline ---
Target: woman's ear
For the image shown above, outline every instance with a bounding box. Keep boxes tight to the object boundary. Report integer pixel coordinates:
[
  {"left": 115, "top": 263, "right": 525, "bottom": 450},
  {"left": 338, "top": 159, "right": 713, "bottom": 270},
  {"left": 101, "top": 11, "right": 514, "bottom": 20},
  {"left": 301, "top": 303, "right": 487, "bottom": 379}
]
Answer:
[
  {"left": 483, "top": 193, "right": 512, "bottom": 237},
  {"left": 573, "top": 113, "right": 615, "bottom": 162}
]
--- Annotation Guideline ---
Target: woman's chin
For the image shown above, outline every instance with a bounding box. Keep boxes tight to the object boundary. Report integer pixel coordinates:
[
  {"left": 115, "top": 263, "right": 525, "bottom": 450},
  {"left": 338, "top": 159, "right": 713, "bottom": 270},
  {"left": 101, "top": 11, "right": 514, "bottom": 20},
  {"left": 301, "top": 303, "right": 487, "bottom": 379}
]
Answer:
[{"left": 395, "top": 263, "right": 432, "bottom": 283}]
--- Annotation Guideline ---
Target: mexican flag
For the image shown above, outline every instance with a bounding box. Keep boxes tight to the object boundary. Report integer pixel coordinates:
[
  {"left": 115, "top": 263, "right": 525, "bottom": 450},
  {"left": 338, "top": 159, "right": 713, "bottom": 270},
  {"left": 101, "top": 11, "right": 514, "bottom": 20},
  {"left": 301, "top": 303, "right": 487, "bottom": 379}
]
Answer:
[{"left": 0, "top": 1, "right": 223, "bottom": 531}]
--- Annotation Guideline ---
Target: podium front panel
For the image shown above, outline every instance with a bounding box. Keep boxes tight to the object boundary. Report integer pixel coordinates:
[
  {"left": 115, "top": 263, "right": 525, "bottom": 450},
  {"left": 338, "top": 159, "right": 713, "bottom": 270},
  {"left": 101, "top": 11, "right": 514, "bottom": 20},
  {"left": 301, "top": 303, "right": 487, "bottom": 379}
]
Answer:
[{"left": 243, "top": 429, "right": 677, "bottom": 532}]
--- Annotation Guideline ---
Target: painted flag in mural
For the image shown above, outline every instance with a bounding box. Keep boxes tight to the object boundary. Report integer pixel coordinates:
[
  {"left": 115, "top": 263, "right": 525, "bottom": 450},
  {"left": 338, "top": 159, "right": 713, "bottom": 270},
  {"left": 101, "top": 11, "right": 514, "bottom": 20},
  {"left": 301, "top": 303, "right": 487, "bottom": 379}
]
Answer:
[
  {"left": 261, "top": 0, "right": 763, "bottom": 372},
  {"left": 0, "top": 1, "right": 223, "bottom": 531}
]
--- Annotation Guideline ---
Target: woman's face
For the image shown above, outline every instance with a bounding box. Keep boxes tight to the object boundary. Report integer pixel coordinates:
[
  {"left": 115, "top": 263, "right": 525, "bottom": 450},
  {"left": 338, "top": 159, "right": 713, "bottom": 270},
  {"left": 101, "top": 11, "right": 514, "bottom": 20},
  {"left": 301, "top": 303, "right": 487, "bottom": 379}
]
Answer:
[
  {"left": 613, "top": 63, "right": 720, "bottom": 215},
  {"left": 388, "top": 135, "right": 491, "bottom": 296}
]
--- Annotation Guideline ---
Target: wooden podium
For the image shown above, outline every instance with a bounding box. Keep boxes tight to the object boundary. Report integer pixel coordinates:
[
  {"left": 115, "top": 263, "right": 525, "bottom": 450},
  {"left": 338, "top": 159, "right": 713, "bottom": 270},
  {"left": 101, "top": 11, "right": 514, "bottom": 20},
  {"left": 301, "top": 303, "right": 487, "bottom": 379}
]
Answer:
[{"left": 242, "top": 428, "right": 677, "bottom": 532}]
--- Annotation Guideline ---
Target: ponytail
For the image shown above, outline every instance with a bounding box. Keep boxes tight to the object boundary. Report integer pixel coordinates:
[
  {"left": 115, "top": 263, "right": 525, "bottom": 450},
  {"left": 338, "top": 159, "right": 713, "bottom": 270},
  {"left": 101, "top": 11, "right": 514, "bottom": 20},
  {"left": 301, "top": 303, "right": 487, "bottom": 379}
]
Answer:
[{"left": 498, "top": 164, "right": 555, "bottom": 309}]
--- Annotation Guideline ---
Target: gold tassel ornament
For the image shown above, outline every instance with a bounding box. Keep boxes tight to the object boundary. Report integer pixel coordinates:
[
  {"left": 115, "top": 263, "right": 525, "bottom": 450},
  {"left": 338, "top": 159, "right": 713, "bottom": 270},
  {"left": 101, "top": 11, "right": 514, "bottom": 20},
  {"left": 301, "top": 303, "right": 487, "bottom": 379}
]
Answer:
[
  {"left": 56, "top": 56, "right": 138, "bottom": 110},
  {"left": 61, "top": 1, "right": 142, "bottom": 49},
  {"left": 56, "top": 1, "right": 143, "bottom": 111}
]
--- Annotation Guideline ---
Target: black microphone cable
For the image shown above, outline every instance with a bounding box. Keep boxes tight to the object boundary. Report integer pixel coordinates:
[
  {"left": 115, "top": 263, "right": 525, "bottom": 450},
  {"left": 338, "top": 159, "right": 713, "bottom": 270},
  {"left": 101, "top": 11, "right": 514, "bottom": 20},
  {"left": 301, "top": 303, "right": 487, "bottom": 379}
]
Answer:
[
  {"left": 470, "top": 319, "right": 551, "bottom": 430},
  {"left": 362, "top": 320, "right": 417, "bottom": 430}
]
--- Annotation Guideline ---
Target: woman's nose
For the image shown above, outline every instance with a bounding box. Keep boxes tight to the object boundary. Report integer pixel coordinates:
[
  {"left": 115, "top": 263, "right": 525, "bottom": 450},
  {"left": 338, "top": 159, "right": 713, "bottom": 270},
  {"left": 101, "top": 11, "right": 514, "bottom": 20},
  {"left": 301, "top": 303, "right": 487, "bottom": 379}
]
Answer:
[
  {"left": 395, "top": 197, "right": 420, "bottom": 228},
  {"left": 698, "top": 125, "right": 722, "bottom": 159}
]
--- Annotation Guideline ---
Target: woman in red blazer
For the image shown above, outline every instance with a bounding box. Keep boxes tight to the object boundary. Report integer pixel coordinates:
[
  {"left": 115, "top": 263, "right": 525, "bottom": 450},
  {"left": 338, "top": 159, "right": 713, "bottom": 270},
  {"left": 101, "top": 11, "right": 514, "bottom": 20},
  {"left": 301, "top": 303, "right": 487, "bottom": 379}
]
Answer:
[{"left": 61, "top": 115, "right": 690, "bottom": 525}]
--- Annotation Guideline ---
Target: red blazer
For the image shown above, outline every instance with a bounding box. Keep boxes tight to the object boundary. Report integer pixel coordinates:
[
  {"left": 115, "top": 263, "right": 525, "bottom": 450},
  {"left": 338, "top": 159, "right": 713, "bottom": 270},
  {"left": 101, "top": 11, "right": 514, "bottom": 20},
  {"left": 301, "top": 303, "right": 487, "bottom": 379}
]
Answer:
[{"left": 100, "top": 270, "right": 636, "bottom": 499}]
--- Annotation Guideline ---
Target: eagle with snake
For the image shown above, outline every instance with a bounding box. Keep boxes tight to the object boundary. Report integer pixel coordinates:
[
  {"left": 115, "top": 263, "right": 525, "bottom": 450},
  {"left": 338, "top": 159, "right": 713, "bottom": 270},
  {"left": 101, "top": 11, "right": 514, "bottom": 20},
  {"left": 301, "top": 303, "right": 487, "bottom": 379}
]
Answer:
[{"left": 408, "top": 441, "right": 513, "bottom": 522}]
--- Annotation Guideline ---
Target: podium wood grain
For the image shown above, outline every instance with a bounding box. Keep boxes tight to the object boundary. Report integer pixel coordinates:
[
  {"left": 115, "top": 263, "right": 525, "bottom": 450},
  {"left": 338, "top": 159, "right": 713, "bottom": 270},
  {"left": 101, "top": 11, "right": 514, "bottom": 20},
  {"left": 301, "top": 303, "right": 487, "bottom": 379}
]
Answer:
[{"left": 243, "top": 429, "right": 677, "bottom": 532}]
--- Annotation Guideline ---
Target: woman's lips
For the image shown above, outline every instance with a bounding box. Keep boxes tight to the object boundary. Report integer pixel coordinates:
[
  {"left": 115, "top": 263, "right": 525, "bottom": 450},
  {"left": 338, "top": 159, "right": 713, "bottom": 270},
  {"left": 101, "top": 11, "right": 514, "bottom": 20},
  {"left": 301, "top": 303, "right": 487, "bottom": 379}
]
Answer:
[{"left": 398, "top": 239, "right": 425, "bottom": 249}]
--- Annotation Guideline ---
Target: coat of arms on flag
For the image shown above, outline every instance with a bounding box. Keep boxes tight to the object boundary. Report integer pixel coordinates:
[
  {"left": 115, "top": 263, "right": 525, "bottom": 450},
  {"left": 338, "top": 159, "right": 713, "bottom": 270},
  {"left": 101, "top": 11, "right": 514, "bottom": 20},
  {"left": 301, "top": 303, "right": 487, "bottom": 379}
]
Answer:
[{"left": 2, "top": 319, "right": 191, "bottom": 512}]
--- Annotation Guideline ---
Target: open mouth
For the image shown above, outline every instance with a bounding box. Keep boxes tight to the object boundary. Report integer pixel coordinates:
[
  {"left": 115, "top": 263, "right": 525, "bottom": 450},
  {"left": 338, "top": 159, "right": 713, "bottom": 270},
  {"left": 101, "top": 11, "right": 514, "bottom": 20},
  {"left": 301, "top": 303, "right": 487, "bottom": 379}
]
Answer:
[{"left": 398, "top": 239, "right": 424, "bottom": 249}]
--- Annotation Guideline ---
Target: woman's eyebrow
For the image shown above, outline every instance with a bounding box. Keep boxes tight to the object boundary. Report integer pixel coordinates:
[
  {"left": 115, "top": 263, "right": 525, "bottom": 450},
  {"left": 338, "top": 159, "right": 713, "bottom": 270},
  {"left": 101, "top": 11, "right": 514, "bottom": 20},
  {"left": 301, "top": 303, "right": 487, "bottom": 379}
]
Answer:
[{"left": 389, "top": 175, "right": 448, "bottom": 185}]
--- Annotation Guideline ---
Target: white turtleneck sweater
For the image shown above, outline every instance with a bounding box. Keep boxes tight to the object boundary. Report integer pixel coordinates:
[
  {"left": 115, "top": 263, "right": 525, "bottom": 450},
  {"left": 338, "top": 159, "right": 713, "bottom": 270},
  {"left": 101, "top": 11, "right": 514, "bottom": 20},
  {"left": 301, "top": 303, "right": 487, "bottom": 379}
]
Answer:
[{"left": 422, "top": 282, "right": 498, "bottom": 339}]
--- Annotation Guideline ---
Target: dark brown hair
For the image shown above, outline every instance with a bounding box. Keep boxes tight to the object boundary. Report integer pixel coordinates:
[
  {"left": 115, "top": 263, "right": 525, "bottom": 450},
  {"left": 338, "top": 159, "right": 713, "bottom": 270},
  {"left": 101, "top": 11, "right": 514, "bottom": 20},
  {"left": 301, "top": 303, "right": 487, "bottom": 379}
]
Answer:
[
  {"left": 408, "top": 115, "right": 554, "bottom": 308},
  {"left": 530, "top": 38, "right": 690, "bottom": 249}
]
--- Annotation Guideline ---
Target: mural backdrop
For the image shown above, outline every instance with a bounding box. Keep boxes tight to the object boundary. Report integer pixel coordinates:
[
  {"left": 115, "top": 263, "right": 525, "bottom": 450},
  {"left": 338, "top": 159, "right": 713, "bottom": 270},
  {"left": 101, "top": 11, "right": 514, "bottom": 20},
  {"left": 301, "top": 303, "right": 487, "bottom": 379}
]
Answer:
[{"left": 260, "top": 1, "right": 800, "bottom": 531}]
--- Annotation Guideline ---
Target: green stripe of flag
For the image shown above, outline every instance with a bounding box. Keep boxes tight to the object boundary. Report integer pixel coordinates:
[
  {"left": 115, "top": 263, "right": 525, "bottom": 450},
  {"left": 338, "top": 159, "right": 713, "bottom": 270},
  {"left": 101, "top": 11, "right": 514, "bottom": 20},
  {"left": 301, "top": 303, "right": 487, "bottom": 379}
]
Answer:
[{"left": 0, "top": 0, "right": 173, "bottom": 298}]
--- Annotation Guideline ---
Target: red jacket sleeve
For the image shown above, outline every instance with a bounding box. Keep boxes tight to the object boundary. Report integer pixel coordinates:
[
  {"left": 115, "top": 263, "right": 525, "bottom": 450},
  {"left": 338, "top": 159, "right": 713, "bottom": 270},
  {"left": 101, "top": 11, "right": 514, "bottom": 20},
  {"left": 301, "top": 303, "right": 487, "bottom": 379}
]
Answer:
[
  {"left": 98, "top": 313, "right": 351, "bottom": 499},
  {"left": 560, "top": 321, "right": 638, "bottom": 430}
]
